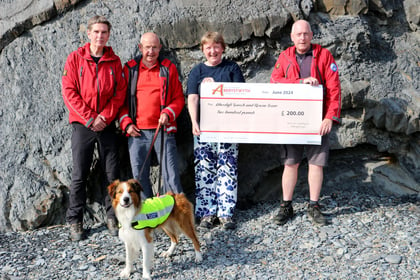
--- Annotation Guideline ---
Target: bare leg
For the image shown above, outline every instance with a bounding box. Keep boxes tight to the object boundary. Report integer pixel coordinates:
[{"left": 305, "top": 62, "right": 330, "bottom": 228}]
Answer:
[
  {"left": 308, "top": 164, "right": 323, "bottom": 201},
  {"left": 282, "top": 163, "right": 299, "bottom": 201}
]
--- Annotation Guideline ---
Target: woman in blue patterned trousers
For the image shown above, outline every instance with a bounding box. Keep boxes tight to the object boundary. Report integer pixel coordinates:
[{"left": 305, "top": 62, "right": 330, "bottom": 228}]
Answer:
[{"left": 186, "top": 31, "right": 245, "bottom": 230}]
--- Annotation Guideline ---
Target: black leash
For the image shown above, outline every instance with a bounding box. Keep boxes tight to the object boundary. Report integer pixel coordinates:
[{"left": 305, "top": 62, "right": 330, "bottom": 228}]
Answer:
[
  {"left": 158, "top": 124, "right": 164, "bottom": 195},
  {"left": 138, "top": 123, "right": 164, "bottom": 195}
]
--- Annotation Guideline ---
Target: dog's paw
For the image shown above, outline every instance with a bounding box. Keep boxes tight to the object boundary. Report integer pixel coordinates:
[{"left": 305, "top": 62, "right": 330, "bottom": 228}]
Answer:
[
  {"left": 195, "top": 251, "right": 203, "bottom": 263},
  {"left": 142, "top": 272, "right": 152, "bottom": 279},
  {"left": 120, "top": 268, "right": 132, "bottom": 278},
  {"left": 160, "top": 251, "right": 172, "bottom": 258}
]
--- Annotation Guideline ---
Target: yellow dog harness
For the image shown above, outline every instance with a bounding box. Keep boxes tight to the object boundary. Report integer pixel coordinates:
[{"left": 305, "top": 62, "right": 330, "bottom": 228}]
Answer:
[{"left": 130, "top": 195, "right": 175, "bottom": 230}]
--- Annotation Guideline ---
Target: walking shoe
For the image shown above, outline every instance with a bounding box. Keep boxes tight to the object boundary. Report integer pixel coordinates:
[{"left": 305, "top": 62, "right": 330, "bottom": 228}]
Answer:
[
  {"left": 198, "top": 216, "right": 215, "bottom": 229},
  {"left": 219, "top": 217, "right": 236, "bottom": 230},
  {"left": 307, "top": 203, "right": 327, "bottom": 225},
  {"left": 107, "top": 218, "right": 119, "bottom": 236},
  {"left": 273, "top": 204, "right": 294, "bottom": 225},
  {"left": 69, "top": 222, "right": 84, "bottom": 241}
]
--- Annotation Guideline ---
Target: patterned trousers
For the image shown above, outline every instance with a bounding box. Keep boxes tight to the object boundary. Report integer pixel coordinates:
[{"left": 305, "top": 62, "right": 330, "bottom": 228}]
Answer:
[{"left": 193, "top": 136, "right": 238, "bottom": 218}]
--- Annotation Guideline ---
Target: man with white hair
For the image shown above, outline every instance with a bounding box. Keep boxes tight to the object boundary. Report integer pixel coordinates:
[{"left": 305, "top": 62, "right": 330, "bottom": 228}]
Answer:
[
  {"left": 270, "top": 20, "right": 341, "bottom": 226},
  {"left": 118, "top": 32, "right": 185, "bottom": 199}
]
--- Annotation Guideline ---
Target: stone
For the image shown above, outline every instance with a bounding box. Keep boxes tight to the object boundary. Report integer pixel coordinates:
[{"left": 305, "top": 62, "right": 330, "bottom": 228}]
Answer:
[
  {"left": 0, "top": 0, "right": 56, "bottom": 52},
  {"left": 316, "top": 0, "right": 368, "bottom": 15},
  {"left": 403, "top": 0, "right": 420, "bottom": 31},
  {"left": 385, "top": 254, "right": 402, "bottom": 264}
]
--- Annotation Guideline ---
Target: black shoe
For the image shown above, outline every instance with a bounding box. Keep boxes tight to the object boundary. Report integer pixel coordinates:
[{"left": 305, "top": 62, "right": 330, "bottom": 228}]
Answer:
[
  {"left": 219, "top": 217, "right": 236, "bottom": 230},
  {"left": 198, "top": 216, "right": 215, "bottom": 229},
  {"left": 69, "top": 222, "right": 84, "bottom": 241},
  {"left": 107, "top": 218, "right": 119, "bottom": 236},
  {"left": 273, "top": 204, "right": 294, "bottom": 225},
  {"left": 307, "top": 203, "right": 327, "bottom": 225}
]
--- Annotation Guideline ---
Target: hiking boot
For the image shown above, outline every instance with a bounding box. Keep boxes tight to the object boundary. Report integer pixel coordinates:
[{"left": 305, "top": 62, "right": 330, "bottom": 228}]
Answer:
[
  {"left": 273, "top": 204, "right": 294, "bottom": 225},
  {"left": 307, "top": 203, "right": 327, "bottom": 226},
  {"left": 219, "top": 217, "right": 236, "bottom": 230},
  {"left": 107, "top": 218, "right": 119, "bottom": 236},
  {"left": 198, "top": 216, "right": 215, "bottom": 229},
  {"left": 69, "top": 222, "right": 84, "bottom": 241}
]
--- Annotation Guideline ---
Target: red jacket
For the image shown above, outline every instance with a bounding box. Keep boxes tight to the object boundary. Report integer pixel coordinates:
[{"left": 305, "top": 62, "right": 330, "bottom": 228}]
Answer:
[
  {"left": 62, "top": 43, "right": 127, "bottom": 127},
  {"left": 270, "top": 44, "right": 341, "bottom": 122},
  {"left": 118, "top": 56, "right": 185, "bottom": 134}
]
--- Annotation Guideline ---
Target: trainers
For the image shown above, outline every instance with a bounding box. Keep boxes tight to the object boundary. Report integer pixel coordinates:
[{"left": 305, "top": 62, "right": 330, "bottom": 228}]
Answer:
[
  {"left": 273, "top": 204, "right": 294, "bottom": 225},
  {"left": 107, "top": 218, "right": 119, "bottom": 236},
  {"left": 69, "top": 222, "right": 84, "bottom": 241},
  {"left": 219, "top": 217, "right": 236, "bottom": 230},
  {"left": 307, "top": 203, "right": 327, "bottom": 225},
  {"left": 198, "top": 216, "right": 215, "bottom": 229}
]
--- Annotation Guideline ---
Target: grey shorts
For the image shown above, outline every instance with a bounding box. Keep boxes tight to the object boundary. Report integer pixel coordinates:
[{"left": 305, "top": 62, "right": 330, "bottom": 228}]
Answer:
[{"left": 282, "top": 135, "right": 330, "bottom": 166}]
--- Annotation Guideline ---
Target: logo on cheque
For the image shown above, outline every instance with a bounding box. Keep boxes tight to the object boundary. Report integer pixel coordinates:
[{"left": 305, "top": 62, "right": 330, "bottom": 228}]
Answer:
[{"left": 212, "top": 84, "right": 224, "bottom": 96}]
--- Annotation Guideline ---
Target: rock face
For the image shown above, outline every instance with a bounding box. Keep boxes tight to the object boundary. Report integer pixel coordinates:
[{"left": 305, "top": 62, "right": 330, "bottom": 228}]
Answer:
[{"left": 0, "top": 0, "right": 419, "bottom": 232}]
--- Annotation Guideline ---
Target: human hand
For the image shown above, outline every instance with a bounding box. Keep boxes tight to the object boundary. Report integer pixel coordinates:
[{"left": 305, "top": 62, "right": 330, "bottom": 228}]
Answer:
[
  {"left": 302, "top": 77, "right": 319, "bottom": 86},
  {"left": 91, "top": 115, "right": 107, "bottom": 132},
  {"left": 202, "top": 77, "right": 215, "bottom": 83},
  {"left": 159, "top": 113, "right": 169, "bottom": 126},
  {"left": 127, "top": 124, "right": 141, "bottom": 137},
  {"left": 319, "top": 119, "right": 333, "bottom": 136},
  {"left": 192, "top": 122, "right": 201, "bottom": 136}
]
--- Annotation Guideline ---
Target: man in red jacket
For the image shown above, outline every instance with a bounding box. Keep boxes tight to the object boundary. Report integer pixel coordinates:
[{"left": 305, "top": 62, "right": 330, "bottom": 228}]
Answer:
[
  {"left": 62, "top": 16, "right": 127, "bottom": 241},
  {"left": 270, "top": 20, "right": 341, "bottom": 226},
  {"left": 118, "top": 32, "right": 184, "bottom": 199}
]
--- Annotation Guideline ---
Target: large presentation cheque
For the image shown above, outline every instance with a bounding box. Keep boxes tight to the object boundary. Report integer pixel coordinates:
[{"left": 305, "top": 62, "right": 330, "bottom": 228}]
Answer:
[{"left": 200, "top": 82, "right": 323, "bottom": 145}]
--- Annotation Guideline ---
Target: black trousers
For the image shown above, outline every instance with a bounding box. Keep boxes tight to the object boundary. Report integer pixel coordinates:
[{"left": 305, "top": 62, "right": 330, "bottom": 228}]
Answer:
[{"left": 66, "top": 123, "right": 119, "bottom": 224}]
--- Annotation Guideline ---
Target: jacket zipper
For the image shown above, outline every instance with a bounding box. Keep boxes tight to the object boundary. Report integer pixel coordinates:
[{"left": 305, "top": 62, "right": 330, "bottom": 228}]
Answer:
[
  {"left": 110, "top": 66, "right": 116, "bottom": 96},
  {"left": 96, "top": 62, "right": 100, "bottom": 113},
  {"left": 316, "top": 65, "right": 326, "bottom": 96}
]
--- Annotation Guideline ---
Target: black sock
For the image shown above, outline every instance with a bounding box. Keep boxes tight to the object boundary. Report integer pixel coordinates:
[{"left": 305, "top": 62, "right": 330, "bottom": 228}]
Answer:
[
  {"left": 309, "top": 200, "right": 319, "bottom": 206},
  {"left": 281, "top": 200, "right": 292, "bottom": 207}
]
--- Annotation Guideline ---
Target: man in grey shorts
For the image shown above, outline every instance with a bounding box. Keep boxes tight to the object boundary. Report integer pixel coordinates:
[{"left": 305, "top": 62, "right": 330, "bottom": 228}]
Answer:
[{"left": 270, "top": 20, "right": 341, "bottom": 226}]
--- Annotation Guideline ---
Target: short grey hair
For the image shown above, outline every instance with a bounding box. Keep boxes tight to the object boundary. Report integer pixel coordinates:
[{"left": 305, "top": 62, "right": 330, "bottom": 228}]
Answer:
[
  {"left": 291, "top": 20, "right": 312, "bottom": 34},
  {"left": 87, "top": 15, "right": 111, "bottom": 32}
]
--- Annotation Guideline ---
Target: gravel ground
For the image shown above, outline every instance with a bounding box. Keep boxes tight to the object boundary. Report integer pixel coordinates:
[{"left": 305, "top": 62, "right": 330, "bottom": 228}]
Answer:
[
  {"left": 0, "top": 193, "right": 419, "bottom": 280},
  {"left": 1, "top": 148, "right": 419, "bottom": 280}
]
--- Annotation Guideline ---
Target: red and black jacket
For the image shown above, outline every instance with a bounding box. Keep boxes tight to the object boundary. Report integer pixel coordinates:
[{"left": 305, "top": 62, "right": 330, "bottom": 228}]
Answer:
[
  {"left": 270, "top": 44, "right": 341, "bottom": 122},
  {"left": 118, "top": 55, "right": 185, "bottom": 133},
  {"left": 62, "top": 43, "right": 127, "bottom": 127}
]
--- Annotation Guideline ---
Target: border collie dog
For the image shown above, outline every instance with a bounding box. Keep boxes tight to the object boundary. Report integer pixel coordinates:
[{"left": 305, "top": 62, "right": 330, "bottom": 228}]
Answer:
[{"left": 108, "top": 179, "right": 202, "bottom": 279}]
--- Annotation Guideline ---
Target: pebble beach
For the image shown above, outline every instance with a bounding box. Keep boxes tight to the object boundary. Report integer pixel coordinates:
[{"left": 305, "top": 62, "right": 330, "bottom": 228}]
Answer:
[
  {"left": 1, "top": 147, "right": 419, "bottom": 279},
  {"left": 1, "top": 192, "right": 418, "bottom": 280}
]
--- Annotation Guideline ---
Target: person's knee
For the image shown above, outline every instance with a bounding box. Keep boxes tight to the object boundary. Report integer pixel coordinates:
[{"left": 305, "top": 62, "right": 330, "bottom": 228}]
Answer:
[
  {"left": 308, "top": 164, "right": 323, "bottom": 171},
  {"left": 285, "top": 163, "right": 299, "bottom": 170}
]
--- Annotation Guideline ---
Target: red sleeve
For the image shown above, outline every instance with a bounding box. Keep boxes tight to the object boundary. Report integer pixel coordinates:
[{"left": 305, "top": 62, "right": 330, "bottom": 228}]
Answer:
[
  {"left": 270, "top": 53, "right": 302, "bottom": 84},
  {"left": 117, "top": 65, "right": 133, "bottom": 132},
  {"left": 62, "top": 52, "right": 97, "bottom": 126},
  {"left": 161, "top": 63, "right": 185, "bottom": 122},
  {"left": 99, "top": 58, "right": 128, "bottom": 126},
  {"left": 321, "top": 50, "right": 341, "bottom": 122}
]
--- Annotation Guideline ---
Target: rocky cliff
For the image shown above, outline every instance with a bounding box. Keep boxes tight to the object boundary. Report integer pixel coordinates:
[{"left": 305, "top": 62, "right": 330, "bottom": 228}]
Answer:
[{"left": 0, "top": 0, "right": 419, "bottom": 232}]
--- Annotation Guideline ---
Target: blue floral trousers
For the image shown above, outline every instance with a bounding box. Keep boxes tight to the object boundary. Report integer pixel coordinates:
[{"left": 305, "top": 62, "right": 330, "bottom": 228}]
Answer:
[{"left": 194, "top": 136, "right": 238, "bottom": 219}]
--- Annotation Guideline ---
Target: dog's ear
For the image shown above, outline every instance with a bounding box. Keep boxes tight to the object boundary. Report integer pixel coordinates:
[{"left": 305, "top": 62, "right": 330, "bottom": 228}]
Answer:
[
  {"left": 127, "top": 179, "right": 143, "bottom": 195},
  {"left": 107, "top": 180, "right": 120, "bottom": 198}
]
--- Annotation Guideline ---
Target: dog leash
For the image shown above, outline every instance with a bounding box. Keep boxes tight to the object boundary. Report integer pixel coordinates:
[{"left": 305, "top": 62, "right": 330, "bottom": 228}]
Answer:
[
  {"left": 138, "top": 123, "right": 164, "bottom": 196},
  {"left": 158, "top": 123, "right": 164, "bottom": 195}
]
